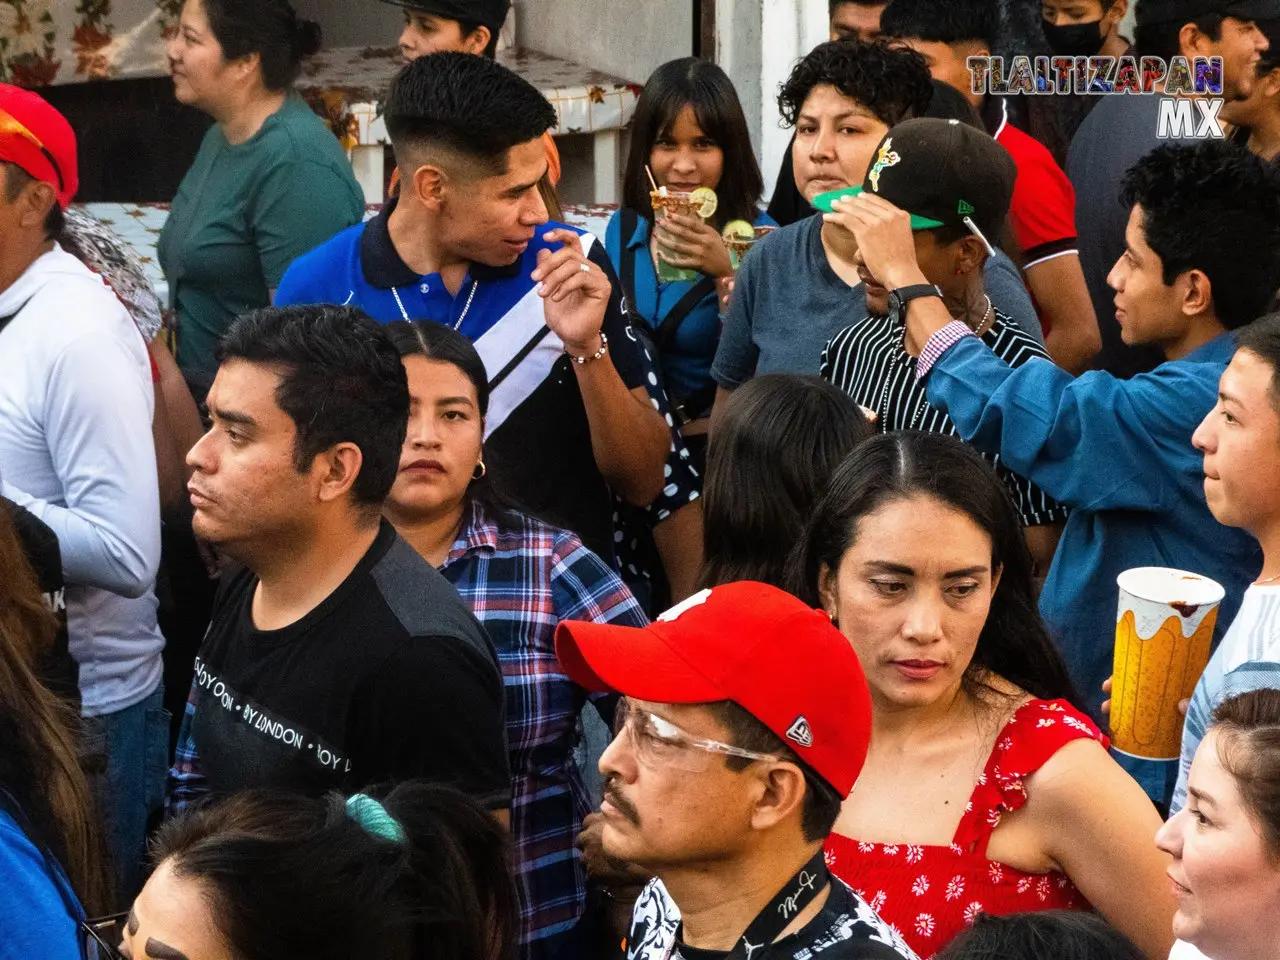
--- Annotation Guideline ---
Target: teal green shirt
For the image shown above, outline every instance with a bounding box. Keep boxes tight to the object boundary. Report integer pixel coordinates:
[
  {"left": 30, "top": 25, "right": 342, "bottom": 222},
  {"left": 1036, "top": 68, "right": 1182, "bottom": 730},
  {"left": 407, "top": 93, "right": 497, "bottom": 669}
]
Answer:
[{"left": 159, "top": 94, "right": 365, "bottom": 395}]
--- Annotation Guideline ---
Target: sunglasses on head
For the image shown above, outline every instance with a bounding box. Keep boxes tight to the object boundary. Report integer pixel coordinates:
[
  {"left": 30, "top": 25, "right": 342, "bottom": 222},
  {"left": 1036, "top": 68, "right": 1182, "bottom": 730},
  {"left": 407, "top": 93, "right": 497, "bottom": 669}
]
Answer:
[{"left": 0, "top": 107, "right": 65, "bottom": 194}]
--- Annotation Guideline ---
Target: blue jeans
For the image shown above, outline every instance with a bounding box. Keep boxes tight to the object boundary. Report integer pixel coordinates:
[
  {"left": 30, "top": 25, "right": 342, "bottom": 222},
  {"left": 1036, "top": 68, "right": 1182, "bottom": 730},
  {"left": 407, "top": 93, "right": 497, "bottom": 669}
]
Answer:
[{"left": 84, "top": 688, "right": 169, "bottom": 903}]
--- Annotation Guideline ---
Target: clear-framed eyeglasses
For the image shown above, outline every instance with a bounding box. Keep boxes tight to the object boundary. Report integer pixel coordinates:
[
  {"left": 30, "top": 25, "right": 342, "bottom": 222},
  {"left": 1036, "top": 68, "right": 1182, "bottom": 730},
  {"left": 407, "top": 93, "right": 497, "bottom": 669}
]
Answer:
[{"left": 613, "top": 697, "right": 784, "bottom": 774}]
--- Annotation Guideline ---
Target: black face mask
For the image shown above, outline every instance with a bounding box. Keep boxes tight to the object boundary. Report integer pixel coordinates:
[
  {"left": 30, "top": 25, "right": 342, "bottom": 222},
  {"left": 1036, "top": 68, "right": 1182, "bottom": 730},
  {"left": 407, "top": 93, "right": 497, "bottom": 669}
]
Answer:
[{"left": 1041, "top": 18, "right": 1107, "bottom": 57}]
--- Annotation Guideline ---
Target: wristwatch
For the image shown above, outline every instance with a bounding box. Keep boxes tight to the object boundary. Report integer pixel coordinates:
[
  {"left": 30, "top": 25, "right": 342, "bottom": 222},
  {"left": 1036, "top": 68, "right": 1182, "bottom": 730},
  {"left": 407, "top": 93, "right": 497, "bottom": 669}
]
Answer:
[{"left": 887, "top": 283, "right": 943, "bottom": 315}]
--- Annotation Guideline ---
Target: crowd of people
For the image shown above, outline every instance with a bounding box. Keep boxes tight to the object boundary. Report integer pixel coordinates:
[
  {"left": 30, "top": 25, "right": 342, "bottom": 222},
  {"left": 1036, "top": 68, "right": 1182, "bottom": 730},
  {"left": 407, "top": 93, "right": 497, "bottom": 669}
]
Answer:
[{"left": 6, "top": 0, "right": 1280, "bottom": 957}]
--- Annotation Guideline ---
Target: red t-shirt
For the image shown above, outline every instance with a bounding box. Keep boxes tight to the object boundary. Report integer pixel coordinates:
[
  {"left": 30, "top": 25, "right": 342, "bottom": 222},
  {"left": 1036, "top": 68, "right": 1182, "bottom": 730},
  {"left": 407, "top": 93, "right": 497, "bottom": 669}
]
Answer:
[{"left": 992, "top": 100, "right": 1079, "bottom": 270}]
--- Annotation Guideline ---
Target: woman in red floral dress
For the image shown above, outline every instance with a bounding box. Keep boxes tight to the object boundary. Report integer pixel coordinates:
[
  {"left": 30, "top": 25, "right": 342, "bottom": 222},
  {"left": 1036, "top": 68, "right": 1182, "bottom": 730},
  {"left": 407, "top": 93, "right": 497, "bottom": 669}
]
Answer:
[{"left": 789, "top": 433, "right": 1174, "bottom": 959}]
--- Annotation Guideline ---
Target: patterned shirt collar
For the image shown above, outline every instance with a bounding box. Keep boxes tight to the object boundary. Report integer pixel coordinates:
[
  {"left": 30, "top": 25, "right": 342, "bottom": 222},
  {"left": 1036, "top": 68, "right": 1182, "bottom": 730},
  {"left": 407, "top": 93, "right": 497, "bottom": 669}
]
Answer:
[{"left": 443, "top": 500, "right": 501, "bottom": 567}]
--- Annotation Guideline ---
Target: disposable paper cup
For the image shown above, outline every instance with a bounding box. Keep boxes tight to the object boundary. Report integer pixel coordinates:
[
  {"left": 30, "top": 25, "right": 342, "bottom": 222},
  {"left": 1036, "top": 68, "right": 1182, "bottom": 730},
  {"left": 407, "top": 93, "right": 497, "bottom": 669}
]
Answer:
[
  {"left": 1111, "top": 567, "right": 1223, "bottom": 760},
  {"left": 650, "top": 189, "right": 701, "bottom": 283}
]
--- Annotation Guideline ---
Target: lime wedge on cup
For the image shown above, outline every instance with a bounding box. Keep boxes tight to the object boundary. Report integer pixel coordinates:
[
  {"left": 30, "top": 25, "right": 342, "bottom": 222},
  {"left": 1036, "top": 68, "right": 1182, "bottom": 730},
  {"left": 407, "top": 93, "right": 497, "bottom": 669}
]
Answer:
[
  {"left": 690, "top": 187, "right": 718, "bottom": 220},
  {"left": 721, "top": 220, "right": 755, "bottom": 242}
]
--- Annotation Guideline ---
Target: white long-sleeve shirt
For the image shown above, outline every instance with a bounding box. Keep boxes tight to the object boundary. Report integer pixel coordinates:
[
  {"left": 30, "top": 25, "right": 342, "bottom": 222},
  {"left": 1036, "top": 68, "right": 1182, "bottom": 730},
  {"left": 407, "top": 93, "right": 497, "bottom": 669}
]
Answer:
[{"left": 0, "top": 245, "right": 163, "bottom": 716}]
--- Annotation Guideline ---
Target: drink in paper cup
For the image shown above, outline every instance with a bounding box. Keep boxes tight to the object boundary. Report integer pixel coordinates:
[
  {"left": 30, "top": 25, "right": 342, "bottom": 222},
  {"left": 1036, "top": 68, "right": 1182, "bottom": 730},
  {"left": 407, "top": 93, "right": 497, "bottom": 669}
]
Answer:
[
  {"left": 722, "top": 220, "right": 776, "bottom": 269},
  {"left": 1111, "top": 567, "right": 1223, "bottom": 760},
  {"left": 650, "top": 186, "right": 716, "bottom": 283}
]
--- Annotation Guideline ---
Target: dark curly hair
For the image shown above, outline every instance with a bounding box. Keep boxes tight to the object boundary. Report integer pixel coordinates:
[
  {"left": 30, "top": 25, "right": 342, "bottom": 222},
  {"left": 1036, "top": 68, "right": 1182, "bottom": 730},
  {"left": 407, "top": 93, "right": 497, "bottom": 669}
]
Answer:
[
  {"left": 777, "top": 39, "right": 933, "bottom": 129},
  {"left": 1120, "top": 140, "right": 1280, "bottom": 330},
  {"left": 878, "top": 0, "right": 1000, "bottom": 50}
]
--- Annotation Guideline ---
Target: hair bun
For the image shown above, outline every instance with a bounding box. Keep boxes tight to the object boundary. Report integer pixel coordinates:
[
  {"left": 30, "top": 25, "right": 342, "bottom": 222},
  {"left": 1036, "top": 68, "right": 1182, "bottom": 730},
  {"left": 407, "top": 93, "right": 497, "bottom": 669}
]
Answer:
[{"left": 293, "top": 18, "right": 322, "bottom": 59}]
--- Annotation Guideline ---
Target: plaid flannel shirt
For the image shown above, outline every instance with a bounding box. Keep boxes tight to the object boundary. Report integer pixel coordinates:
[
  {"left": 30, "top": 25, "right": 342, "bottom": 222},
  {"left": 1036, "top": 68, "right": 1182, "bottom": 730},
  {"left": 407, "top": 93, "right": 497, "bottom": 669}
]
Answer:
[{"left": 441, "top": 501, "right": 646, "bottom": 957}]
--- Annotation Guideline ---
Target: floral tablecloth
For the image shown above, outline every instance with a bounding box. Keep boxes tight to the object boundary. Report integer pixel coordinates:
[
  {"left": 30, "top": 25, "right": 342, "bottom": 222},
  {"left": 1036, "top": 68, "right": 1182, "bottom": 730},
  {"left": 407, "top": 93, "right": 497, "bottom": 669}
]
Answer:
[
  {"left": 299, "top": 45, "right": 642, "bottom": 150},
  {"left": 77, "top": 200, "right": 618, "bottom": 306},
  {"left": 0, "top": 0, "right": 180, "bottom": 86}
]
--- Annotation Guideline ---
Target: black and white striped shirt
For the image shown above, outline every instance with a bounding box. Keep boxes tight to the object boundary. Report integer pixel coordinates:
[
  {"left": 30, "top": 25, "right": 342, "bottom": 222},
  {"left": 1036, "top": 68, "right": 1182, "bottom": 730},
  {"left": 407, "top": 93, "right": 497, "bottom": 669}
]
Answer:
[{"left": 821, "top": 309, "right": 1067, "bottom": 528}]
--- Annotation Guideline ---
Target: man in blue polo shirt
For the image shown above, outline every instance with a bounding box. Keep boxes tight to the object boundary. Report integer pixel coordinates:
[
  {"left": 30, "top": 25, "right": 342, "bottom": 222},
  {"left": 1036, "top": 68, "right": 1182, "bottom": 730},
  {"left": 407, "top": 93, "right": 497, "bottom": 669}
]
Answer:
[
  {"left": 837, "top": 136, "right": 1280, "bottom": 807},
  {"left": 277, "top": 53, "right": 668, "bottom": 561}
]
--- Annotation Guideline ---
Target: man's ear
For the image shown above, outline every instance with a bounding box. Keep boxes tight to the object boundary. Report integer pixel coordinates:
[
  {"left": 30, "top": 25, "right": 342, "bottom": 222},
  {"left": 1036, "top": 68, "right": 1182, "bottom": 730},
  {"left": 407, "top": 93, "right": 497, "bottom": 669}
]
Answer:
[
  {"left": 1179, "top": 268, "right": 1214, "bottom": 319},
  {"left": 410, "top": 162, "right": 449, "bottom": 211},
  {"left": 1104, "top": 0, "right": 1129, "bottom": 34},
  {"left": 313, "top": 441, "right": 365, "bottom": 506},
  {"left": 749, "top": 761, "right": 809, "bottom": 833},
  {"left": 955, "top": 235, "right": 988, "bottom": 275},
  {"left": 17, "top": 179, "right": 56, "bottom": 232}
]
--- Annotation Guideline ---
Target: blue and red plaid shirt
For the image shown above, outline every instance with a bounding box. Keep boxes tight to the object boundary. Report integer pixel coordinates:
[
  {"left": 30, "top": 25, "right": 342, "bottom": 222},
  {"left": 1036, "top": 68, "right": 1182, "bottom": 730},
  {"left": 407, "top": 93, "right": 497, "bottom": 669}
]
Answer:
[{"left": 440, "top": 501, "right": 645, "bottom": 958}]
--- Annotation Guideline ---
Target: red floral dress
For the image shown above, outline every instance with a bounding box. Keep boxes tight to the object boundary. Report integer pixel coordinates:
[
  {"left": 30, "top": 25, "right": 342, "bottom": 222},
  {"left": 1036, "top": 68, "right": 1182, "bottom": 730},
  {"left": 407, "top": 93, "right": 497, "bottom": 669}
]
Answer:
[{"left": 823, "top": 698, "right": 1109, "bottom": 959}]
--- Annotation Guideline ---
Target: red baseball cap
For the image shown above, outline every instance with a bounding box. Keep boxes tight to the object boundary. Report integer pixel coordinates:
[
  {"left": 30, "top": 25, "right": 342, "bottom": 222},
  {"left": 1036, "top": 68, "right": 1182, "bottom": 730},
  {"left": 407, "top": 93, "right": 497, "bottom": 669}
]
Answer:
[
  {"left": 554, "top": 582, "right": 873, "bottom": 797},
  {"left": 0, "top": 84, "right": 78, "bottom": 209}
]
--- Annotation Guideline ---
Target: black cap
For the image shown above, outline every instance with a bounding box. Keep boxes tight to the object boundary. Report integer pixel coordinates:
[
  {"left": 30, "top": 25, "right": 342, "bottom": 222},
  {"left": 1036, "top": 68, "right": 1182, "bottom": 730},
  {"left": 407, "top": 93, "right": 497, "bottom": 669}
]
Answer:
[
  {"left": 1136, "top": 0, "right": 1280, "bottom": 27},
  {"left": 380, "top": 0, "right": 511, "bottom": 31},
  {"left": 861, "top": 117, "right": 1015, "bottom": 241}
]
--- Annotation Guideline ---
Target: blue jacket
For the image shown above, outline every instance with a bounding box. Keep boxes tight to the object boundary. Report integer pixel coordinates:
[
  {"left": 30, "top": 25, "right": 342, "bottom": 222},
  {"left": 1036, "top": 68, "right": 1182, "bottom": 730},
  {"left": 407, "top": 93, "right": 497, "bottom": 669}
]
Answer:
[
  {"left": 0, "top": 809, "right": 83, "bottom": 959},
  {"left": 924, "top": 333, "right": 1260, "bottom": 722}
]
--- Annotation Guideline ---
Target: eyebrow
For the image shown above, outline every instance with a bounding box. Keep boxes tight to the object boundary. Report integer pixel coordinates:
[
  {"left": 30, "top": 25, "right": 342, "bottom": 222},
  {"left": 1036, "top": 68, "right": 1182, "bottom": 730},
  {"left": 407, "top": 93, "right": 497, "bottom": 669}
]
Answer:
[
  {"left": 506, "top": 165, "right": 550, "bottom": 196},
  {"left": 1219, "top": 389, "right": 1242, "bottom": 406},
  {"left": 1188, "top": 786, "right": 1217, "bottom": 808},
  {"left": 207, "top": 406, "right": 257, "bottom": 428},
  {"left": 863, "top": 560, "right": 988, "bottom": 576},
  {"left": 437, "top": 396, "right": 475, "bottom": 406},
  {"left": 128, "top": 908, "right": 139, "bottom": 936},
  {"left": 1125, "top": 244, "right": 1141, "bottom": 263},
  {"left": 145, "top": 939, "right": 192, "bottom": 960}
]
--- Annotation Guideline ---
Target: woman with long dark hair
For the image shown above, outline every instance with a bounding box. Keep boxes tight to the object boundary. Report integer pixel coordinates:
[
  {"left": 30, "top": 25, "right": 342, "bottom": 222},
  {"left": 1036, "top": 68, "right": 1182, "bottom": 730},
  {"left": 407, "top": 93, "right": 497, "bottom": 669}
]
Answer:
[
  {"left": 701, "top": 374, "right": 870, "bottom": 589},
  {"left": 606, "top": 56, "right": 771, "bottom": 469},
  {"left": 380, "top": 320, "right": 645, "bottom": 960},
  {"left": 788, "top": 432, "right": 1172, "bottom": 960},
  {"left": 0, "top": 503, "right": 108, "bottom": 954},
  {"left": 111, "top": 783, "right": 517, "bottom": 960}
]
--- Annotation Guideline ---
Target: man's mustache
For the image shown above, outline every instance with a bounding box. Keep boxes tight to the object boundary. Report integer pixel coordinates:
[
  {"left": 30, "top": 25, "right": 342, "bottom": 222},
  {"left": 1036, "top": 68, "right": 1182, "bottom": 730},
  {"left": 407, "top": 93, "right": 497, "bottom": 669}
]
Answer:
[{"left": 602, "top": 776, "right": 641, "bottom": 826}]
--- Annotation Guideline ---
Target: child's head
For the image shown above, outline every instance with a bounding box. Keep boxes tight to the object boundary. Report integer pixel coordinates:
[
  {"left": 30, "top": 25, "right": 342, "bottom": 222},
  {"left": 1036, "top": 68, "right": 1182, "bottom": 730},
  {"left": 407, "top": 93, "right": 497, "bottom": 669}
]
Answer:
[{"left": 623, "top": 57, "right": 763, "bottom": 227}]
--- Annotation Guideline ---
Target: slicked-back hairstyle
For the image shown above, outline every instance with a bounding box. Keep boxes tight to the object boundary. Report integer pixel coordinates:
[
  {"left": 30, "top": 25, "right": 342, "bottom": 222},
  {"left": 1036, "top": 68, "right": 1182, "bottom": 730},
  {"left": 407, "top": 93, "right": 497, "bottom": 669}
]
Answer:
[
  {"left": 624, "top": 58, "right": 764, "bottom": 228},
  {"left": 1235, "top": 312, "right": 1280, "bottom": 414},
  {"left": 384, "top": 52, "right": 557, "bottom": 177},
  {"left": 202, "top": 0, "right": 321, "bottom": 91},
  {"left": 829, "top": 0, "right": 887, "bottom": 12},
  {"left": 216, "top": 305, "right": 410, "bottom": 510},
  {"left": 788, "top": 432, "right": 1082, "bottom": 709},
  {"left": 1120, "top": 140, "right": 1280, "bottom": 331},
  {"left": 777, "top": 39, "right": 934, "bottom": 129},
  {"left": 879, "top": 0, "right": 1000, "bottom": 50},
  {"left": 151, "top": 782, "right": 519, "bottom": 960}
]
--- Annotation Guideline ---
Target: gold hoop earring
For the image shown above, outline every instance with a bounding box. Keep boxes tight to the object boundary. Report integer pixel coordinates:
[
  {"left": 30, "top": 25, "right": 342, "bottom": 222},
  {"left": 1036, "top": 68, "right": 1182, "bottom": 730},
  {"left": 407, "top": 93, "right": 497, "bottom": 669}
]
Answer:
[{"left": 473, "top": 461, "right": 487, "bottom": 480}]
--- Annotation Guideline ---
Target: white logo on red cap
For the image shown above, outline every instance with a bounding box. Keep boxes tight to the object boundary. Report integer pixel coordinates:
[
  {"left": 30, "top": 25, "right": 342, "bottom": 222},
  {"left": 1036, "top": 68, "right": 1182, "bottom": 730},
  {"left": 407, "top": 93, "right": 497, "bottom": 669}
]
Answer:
[
  {"left": 657, "top": 588, "right": 712, "bottom": 623},
  {"left": 786, "top": 716, "right": 814, "bottom": 748}
]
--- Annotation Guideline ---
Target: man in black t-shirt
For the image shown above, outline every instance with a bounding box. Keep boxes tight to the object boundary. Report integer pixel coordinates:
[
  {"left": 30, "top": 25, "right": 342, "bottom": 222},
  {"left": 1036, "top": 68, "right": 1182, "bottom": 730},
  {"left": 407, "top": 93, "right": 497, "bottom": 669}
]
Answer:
[
  {"left": 558, "top": 584, "right": 917, "bottom": 960},
  {"left": 167, "top": 305, "right": 509, "bottom": 813}
]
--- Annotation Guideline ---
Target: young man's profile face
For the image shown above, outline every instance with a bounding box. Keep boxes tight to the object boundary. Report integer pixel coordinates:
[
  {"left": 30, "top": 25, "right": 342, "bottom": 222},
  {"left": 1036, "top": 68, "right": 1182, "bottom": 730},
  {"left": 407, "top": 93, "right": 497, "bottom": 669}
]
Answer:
[
  {"left": 429, "top": 137, "right": 549, "bottom": 267},
  {"left": 1199, "top": 16, "right": 1269, "bottom": 102},
  {"left": 1107, "top": 205, "right": 1196, "bottom": 352},
  {"left": 791, "top": 84, "right": 890, "bottom": 203},
  {"left": 398, "top": 10, "right": 489, "bottom": 61},
  {"left": 830, "top": 2, "right": 887, "bottom": 42},
  {"left": 1193, "top": 348, "right": 1280, "bottom": 535}
]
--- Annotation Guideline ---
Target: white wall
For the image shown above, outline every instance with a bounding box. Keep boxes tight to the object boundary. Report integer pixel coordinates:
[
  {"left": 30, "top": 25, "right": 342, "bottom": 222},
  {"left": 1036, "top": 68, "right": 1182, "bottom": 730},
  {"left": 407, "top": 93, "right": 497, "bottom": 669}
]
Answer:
[
  {"left": 718, "top": 0, "right": 826, "bottom": 199},
  {"left": 292, "top": 0, "right": 402, "bottom": 47},
  {"left": 515, "top": 0, "right": 692, "bottom": 84}
]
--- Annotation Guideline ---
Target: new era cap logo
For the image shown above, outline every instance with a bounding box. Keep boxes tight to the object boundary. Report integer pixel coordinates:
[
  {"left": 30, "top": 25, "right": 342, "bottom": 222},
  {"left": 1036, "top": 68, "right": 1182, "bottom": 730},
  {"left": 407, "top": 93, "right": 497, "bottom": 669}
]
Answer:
[
  {"left": 657, "top": 588, "right": 712, "bottom": 623},
  {"left": 958, "top": 199, "right": 975, "bottom": 216},
  {"left": 786, "top": 716, "right": 814, "bottom": 748}
]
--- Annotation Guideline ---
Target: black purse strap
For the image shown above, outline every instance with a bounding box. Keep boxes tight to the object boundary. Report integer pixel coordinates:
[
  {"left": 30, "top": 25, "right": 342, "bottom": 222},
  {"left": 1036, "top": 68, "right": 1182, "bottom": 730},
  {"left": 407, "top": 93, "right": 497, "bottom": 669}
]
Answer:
[{"left": 618, "top": 207, "right": 718, "bottom": 353}]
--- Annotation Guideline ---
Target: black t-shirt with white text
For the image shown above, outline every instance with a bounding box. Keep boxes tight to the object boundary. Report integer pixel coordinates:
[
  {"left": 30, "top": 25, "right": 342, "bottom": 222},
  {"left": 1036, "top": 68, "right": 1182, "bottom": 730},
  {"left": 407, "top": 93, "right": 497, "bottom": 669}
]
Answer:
[{"left": 187, "top": 522, "right": 510, "bottom": 806}]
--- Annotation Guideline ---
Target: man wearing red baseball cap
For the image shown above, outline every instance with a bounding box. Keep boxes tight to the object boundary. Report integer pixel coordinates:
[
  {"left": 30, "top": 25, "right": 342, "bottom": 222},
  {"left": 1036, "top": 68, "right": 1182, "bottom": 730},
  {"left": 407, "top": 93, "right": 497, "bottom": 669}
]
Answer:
[
  {"left": 556, "top": 582, "right": 917, "bottom": 960},
  {"left": 0, "top": 83, "right": 167, "bottom": 901}
]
